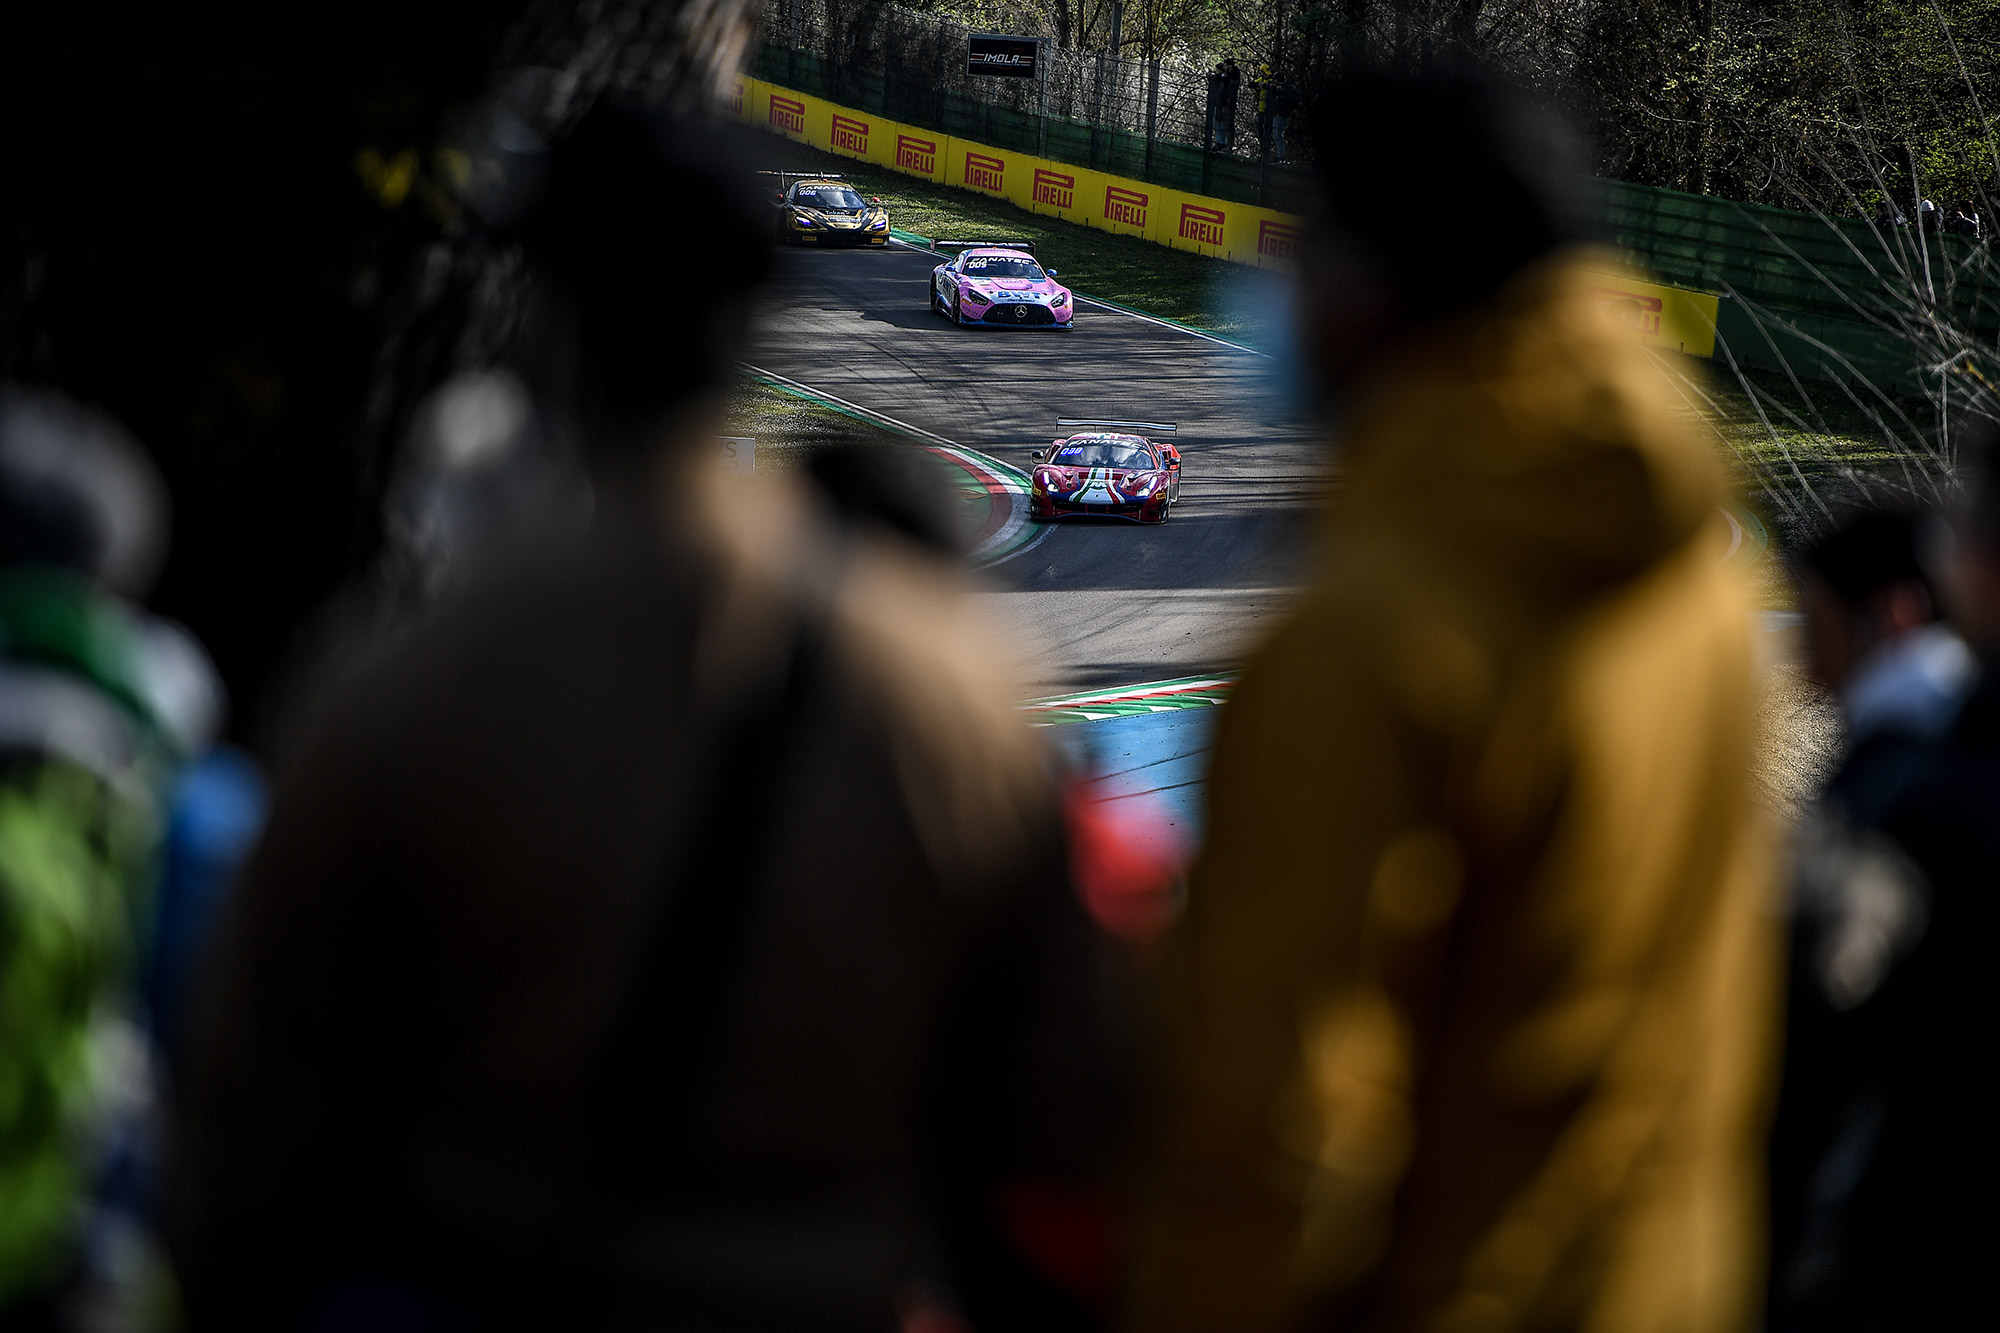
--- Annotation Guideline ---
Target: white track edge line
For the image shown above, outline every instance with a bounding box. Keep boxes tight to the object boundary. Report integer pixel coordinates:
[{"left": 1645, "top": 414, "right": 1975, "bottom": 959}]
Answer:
[{"left": 739, "top": 362, "right": 1047, "bottom": 568}]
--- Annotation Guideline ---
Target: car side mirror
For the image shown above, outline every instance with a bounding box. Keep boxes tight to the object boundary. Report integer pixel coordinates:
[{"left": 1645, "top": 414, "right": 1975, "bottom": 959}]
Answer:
[
  {"left": 1166, "top": 457, "right": 1181, "bottom": 468},
  {"left": 869, "top": 196, "right": 883, "bottom": 205},
  {"left": 1029, "top": 449, "right": 1046, "bottom": 462},
  {"left": 1046, "top": 268, "right": 1059, "bottom": 277}
]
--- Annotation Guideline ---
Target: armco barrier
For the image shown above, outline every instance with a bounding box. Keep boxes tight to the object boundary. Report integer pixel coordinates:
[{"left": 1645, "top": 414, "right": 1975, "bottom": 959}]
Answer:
[{"left": 734, "top": 74, "right": 1722, "bottom": 359}]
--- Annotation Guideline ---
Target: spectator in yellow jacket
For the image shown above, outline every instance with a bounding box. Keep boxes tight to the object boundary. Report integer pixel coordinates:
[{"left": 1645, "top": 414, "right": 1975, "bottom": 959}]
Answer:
[{"left": 1129, "top": 66, "right": 1778, "bottom": 1333}]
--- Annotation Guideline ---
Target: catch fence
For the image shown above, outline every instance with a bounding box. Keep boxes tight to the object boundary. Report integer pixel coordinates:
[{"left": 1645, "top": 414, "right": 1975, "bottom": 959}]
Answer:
[{"left": 754, "top": 0, "right": 1318, "bottom": 210}]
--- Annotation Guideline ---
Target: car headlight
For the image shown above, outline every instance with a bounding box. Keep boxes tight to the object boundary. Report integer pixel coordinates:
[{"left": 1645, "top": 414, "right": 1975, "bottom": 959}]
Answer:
[
  {"left": 1053, "top": 291, "right": 1069, "bottom": 306},
  {"left": 962, "top": 289, "right": 991, "bottom": 305}
]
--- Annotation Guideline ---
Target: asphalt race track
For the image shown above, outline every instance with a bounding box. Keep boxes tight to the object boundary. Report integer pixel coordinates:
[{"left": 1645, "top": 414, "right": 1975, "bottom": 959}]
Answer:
[{"left": 746, "top": 241, "right": 1329, "bottom": 694}]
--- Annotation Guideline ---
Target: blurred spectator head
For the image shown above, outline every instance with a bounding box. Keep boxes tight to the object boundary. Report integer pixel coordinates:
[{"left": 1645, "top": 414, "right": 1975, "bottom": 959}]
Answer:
[
  {"left": 0, "top": 385, "right": 168, "bottom": 596},
  {"left": 1795, "top": 506, "right": 1937, "bottom": 692},
  {"left": 1302, "top": 63, "right": 1589, "bottom": 388},
  {"left": 480, "top": 95, "right": 771, "bottom": 461}
]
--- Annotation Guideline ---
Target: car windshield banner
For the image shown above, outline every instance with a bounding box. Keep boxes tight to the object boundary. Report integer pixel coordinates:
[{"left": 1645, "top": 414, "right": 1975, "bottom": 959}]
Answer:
[{"left": 967, "top": 34, "right": 1039, "bottom": 77}]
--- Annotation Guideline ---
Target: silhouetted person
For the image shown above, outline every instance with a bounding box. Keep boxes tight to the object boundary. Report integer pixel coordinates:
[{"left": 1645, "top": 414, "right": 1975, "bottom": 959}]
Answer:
[
  {"left": 1129, "top": 65, "right": 1775, "bottom": 1333},
  {"left": 0, "top": 388, "right": 221, "bottom": 1327},
  {"left": 1217, "top": 58, "right": 1241, "bottom": 150},
  {"left": 171, "top": 100, "right": 1128, "bottom": 1333},
  {"left": 1206, "top": 64, "right": 1228, "bottom": 150},
  {"left": 1775, "top": 422, "right": 2000, "bottom": 1330},
  {"left": 1767, "top": 506, "right": 1976, "bottom": 1331}
]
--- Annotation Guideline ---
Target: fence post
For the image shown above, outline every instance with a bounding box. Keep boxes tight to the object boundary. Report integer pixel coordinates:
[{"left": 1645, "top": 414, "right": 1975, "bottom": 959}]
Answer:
[
  {"left": 787, "top": 0, "right": 800, "bottom": 86},
  {"left": 1037, "top": 39, "right": 1048, "bottom": 157},
  {"left": 1143, "top": 58, "right": 1160, "bottom": 181},
  {"left": 1089, "top": 51, "right": 1104, "bottom": 169}
]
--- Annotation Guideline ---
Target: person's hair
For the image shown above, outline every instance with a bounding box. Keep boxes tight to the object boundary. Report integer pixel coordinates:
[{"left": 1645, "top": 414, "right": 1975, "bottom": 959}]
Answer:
[
  {"left": 515, "top": 99, "right": 771, "bottom": 440},
  {"left": 0, "top": 386, "right": 167, "bottom": 594},
  {"left": 1308, "top": 61, "right": 1591, "bottom": 318},
  {"left": 1797, "top": 506, "right": 1935, "bottom": 612}
]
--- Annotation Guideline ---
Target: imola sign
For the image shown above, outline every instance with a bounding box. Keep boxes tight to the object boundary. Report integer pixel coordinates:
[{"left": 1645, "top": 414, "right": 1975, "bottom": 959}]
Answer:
[{"left": 966, "top": 34, "right": 1039, "bottom": 77}]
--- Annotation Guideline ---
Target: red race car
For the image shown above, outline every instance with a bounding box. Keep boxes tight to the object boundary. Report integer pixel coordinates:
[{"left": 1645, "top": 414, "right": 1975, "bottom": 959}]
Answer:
[{"left": 1027, "top": 419, "right": 1181, "bottom": 524}]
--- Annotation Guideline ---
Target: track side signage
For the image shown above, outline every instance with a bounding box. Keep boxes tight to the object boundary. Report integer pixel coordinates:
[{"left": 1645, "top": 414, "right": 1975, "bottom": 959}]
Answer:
[
  {"left": 727, "top": 74, "right": 1732, "bottom": 323},
  {"left": 1179, "top": 202, "right": 1226, "bottom": 247},
  {"left": 896, "top": 133, "right": 937, "bottom": 175},
  {"left": 1257, "top": 219, "right": 1302, "bottom": 262},
  {"left": 963, "top": 151, "right": 1006, "bottom": 193},
  {"left": 830, "top": 113, "right": 869, "bottom": 155},
  {"left": 1588, "top": 278, "right": 1720, "bottom": 357},
  {"left": 1033, "top": 167, "right": 1075, "bottom": 210},
  {"left": 1105, "top": 185, "right": 1149, "bottom": 230},
  {"left": 966, "top": 34, "right": 1040, "bottom": 78},
  {"left": 767, "top": 93, "right": 806, "bottom": 134}
]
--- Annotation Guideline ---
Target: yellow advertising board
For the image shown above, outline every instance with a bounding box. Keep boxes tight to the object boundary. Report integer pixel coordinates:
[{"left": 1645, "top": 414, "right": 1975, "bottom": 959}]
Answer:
[
  {"left": 1585, "top": 272, "right": 1720, "bottom": 358},
  {"left": 722, "top": 73, "right": 1720, "bottom": 355}
]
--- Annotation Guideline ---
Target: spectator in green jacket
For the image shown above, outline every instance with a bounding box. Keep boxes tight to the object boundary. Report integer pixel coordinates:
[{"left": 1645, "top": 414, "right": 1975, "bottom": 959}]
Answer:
[{"left": 0, "top": 387, "right": 219, "bottom": 1326}]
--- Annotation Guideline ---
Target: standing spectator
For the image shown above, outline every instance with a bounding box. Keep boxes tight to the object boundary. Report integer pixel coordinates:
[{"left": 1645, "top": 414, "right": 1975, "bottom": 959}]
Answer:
[
  {"left": 0, "top": 388, "right": 221, "bottom": 1325},
  {"left": 1919, "top": 197, "right": 1941, "bottom": 232},
  {"left": 1218, "top": 57, "right": 1242, "bottom": 150},
  {"left": 1271, "top": 78, "right": 1298, "bottom": 162},
  {"left": 1766, "top": 507, "right": 1976, "bottom": 1332},
  {"left": 1128, "top": 65, "right": 1775, "bottom": 1333},
  {"left": 171, "top": 102, "right": 1132, "bottom": 1333},
  {"left": 1949, "top": 199, "right": 1982, "bottom": 240},
  {"left": 1254, "top": 64, "right": 1273, "bottom": 156},
  {"left": 1206, "top": 63, "right": 1227, "bottom": 150},
  {"left": 1784, "top": 419, "right": 2000, "bottom": 1331}
]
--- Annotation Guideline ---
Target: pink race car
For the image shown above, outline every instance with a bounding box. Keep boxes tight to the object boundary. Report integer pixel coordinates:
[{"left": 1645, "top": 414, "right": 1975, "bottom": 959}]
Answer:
[
  {"left": 1027, "top": 420, "right": 1181, "bottom": 524},
  {"left": 929, "top": 241, "right": 1074, "bottom": 328}
]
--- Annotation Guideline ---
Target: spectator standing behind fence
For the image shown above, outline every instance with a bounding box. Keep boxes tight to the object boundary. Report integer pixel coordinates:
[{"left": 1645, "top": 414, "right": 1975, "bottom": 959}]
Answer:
[
  {"left": 171, "top": 99, "right": 1131, "bottom": 1333},
  {"left": 1271, "top": 79, "right": 1297, "bottom": 162},
  {"left": 1206, "top": 63, "right": 1227, "bottom": 151},
  {"left": 1127, "top": 64, "right": 1776, "bottom": 1333},
  {"left": 1948, "top": 199, "right": 1982, "bottom": 240},
  {"left": 1254, "top": 65, "right": 1273, "bottom": 155},
  {"left": 1218, "top": 57, "right": 1242, "bottom": 150},
  {"left": 1765, "top": 505, "right": 1978, "bottom": 1332}
]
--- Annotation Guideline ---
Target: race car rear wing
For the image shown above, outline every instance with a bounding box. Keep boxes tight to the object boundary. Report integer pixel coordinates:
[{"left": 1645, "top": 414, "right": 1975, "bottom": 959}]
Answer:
[
  {"left": 755, "top": 171, "right": 846, "bottom": 182},
  {"left": 931, "top": 238, "right": 1038, "bottom": 254},
  {"left": 1057, "top": 418, "right": 1178, "bottom": 433}
]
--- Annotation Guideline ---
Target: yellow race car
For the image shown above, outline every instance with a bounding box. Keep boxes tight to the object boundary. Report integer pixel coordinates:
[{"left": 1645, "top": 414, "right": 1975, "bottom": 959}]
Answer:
[{"left": 764, "top": 173, "right": 890, "bottom": 246}]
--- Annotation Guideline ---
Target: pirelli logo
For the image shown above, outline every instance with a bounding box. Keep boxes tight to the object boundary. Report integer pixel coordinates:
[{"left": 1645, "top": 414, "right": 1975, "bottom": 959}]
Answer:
[
  {"left": 1257, "top": 219, "right": 1302, "bottom": 261},
  {"left": 768, "top": 94, "right": 806, "bottom": 133},
  {"left": 1179, "top": 202, "right": 1225, "bottom": 246},
  {"left": 1104, "top": 185, "right": 1148, "bottom": 229},
  {"left": 830, "top": 113, "right": 869, "bottom": 154},
  {"left": 1032, "top": 167, "right": 1074, "bottom": 210},
  {"left": 896, "top": 133, "right": 937, "bottom": 174},
  {"left": 963, "top": 151, "right": 1006, "bottom": 192},
  {"left": 1593, "top": 286, "right": 1665, "bottom": 336}
]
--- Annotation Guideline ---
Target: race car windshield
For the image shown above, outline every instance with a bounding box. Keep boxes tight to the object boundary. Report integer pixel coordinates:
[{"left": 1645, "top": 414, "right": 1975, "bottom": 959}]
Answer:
[
  {"left": 1051, "top": 440, "right": 1154, "bottom": 470},
  {"left": 794, "top": 186, "right": 866, "bottom": 209},
  {"left": 963, "top": 255, "right": 1044, "bottom": 279}
]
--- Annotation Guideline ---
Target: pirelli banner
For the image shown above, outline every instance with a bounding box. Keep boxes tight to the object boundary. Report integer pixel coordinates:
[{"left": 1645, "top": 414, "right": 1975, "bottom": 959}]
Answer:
[
  {"left": 731, "top": 75, "right": 1304, "bottom": 271},
  {"left": 731, "top": 75, "right": 1725, "bottom": 351}
]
